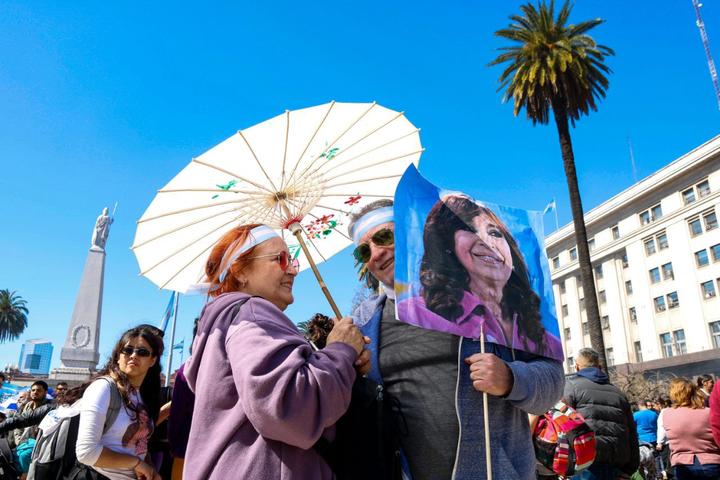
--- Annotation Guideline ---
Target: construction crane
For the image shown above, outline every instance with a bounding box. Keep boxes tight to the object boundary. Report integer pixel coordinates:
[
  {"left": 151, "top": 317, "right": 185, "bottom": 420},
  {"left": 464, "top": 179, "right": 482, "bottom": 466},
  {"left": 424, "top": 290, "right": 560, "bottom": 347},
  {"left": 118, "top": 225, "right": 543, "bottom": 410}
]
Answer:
[{"left": 692, "top": 0, "right": 720, "bottom": 110}]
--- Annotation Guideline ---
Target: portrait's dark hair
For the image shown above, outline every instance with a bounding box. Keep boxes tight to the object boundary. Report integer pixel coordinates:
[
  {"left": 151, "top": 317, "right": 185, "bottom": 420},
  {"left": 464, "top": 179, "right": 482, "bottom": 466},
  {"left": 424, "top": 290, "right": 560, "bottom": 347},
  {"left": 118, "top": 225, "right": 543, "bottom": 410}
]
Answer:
[
  {"left": 420, "top": 195, "right": 547, "bottom": 354},
  {"left": 31, "top": 380, "right": 48, "bottom": 391},
  {"left": 347, "top": 199, "right": 394, "bottom": 290},
  {"left": 65, "top": 325, "right": 164, "bottom": 422}
]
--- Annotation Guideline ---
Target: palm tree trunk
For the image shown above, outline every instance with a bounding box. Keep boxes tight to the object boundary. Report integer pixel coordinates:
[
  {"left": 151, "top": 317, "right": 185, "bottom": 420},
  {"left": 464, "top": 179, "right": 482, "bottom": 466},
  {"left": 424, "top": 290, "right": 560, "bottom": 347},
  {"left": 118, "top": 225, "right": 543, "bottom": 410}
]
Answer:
[{"left": 551, "top": 102, "right": 607, "bottom": 371}]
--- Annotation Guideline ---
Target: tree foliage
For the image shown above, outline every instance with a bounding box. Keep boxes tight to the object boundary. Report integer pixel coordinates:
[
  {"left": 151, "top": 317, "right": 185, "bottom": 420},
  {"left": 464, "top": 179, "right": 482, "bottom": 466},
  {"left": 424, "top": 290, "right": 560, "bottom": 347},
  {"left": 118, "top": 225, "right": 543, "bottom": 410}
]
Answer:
[{"left": 0, "top": 290, "right": 29, "bottom": 343}]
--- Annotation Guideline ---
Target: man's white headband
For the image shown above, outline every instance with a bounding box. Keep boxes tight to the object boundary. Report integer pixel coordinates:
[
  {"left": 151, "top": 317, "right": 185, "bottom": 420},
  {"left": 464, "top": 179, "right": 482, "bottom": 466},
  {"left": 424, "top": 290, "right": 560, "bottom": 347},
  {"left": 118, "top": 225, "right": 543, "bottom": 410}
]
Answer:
[
  {"left": 351, "top": 206, "right": 394, "bottom": 244},
  {"left": 186, "top": 225, "right": 279, "bottom": 295}
]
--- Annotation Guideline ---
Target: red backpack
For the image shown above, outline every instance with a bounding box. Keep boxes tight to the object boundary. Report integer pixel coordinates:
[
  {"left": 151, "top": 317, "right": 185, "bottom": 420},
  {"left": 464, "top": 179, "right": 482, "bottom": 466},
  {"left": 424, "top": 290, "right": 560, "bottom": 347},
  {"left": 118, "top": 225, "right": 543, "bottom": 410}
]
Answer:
[{"left": 533, "top": 401, "right": 596, "bottom": 477}]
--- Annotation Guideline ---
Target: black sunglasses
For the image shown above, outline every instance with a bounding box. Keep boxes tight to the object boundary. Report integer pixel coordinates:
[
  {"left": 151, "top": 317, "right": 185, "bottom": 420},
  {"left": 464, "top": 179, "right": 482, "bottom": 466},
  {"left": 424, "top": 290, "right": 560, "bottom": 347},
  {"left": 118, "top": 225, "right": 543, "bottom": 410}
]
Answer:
[
  {"left": 120, "top": 346, "right": 153, "bottom": 358},
  {"left": 353, "top": 228, "right": 394, "bottom": 264}
]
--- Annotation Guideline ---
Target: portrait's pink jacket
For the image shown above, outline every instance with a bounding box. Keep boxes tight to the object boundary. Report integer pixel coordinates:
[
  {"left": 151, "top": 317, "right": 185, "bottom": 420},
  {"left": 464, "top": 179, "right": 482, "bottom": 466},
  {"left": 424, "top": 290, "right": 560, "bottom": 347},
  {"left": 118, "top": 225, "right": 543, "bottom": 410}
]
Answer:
[
  {"left": 183, "top": 292, "right": 357, "bottom": 480},
  {"left": 397, "top": 290, "right": 564, "bottom": 361}
]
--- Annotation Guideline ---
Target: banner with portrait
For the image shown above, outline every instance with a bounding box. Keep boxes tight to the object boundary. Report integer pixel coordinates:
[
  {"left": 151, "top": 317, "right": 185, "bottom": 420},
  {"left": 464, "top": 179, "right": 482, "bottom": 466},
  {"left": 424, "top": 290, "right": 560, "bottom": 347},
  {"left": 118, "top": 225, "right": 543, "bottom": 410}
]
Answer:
[{"left": 394, "top": 165, "right": 563, "bottom": 361}]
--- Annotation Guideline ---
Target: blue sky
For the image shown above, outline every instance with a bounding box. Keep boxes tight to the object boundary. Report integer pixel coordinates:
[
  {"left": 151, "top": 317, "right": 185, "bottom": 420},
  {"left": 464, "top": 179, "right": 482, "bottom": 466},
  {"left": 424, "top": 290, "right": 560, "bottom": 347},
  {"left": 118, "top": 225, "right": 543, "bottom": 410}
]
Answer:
[{"left": 1, "top": 0, "right": 719, "bottom": 373}]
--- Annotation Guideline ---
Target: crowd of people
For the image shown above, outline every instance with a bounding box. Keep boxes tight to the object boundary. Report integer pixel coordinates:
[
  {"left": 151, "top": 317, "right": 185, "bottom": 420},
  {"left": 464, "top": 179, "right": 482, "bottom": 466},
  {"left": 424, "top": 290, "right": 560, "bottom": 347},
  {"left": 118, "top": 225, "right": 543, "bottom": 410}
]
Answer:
[{"left": 0, "top": 200, "right": 718, "bottom": 480}]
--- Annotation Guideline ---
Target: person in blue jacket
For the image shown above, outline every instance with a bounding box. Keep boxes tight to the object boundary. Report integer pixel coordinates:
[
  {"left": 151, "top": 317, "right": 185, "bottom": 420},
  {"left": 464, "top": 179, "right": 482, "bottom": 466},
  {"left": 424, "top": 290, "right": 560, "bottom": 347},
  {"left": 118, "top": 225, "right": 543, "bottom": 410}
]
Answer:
[{"left": 348, "top": 199, "right": 565, "bottom": 480}]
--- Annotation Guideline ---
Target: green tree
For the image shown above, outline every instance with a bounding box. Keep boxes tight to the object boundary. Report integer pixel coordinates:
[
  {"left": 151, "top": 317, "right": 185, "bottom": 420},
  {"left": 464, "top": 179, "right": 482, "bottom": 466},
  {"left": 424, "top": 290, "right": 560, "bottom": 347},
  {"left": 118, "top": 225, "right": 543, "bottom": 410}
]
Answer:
[
  {"left": 0, "top": 290, "right": 29, "bottom": 343},
  {"left": 490, "top": 0, "right": 614, "bottom": 369}
]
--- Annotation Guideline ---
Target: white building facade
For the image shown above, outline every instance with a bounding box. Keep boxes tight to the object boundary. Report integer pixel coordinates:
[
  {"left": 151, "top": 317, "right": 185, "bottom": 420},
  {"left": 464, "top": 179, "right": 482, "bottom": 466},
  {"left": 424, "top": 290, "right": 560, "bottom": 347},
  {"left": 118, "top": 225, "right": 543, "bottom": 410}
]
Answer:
[{"left": 546, "top": 136, "right": 720, "bottom": 374}]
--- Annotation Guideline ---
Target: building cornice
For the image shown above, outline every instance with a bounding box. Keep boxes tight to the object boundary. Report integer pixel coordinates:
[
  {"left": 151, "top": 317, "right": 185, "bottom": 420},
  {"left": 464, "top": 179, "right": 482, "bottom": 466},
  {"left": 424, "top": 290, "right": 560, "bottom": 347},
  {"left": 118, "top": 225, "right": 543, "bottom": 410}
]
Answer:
[{"left": 546, "top": 134, "right": 720, "bottom": 248}]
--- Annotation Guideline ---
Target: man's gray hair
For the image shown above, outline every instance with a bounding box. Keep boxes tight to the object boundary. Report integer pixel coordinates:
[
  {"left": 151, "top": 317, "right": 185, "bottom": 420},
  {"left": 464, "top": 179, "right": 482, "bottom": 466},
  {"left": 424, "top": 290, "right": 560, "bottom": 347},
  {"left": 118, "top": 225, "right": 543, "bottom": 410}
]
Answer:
[
  {"left": 346, "top": 199, "right": 394, "bottom": 238},
  {"left": 576, "top": 348, "right": 601, "bottom": 367}
]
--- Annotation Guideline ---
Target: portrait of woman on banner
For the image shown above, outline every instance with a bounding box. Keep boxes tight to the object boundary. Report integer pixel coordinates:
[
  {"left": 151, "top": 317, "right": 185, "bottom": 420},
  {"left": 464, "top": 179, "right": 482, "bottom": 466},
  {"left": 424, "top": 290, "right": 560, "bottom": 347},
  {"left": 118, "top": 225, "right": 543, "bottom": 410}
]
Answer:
[{"left": 397, "top": 194, "right": 563, "bottom": 360}]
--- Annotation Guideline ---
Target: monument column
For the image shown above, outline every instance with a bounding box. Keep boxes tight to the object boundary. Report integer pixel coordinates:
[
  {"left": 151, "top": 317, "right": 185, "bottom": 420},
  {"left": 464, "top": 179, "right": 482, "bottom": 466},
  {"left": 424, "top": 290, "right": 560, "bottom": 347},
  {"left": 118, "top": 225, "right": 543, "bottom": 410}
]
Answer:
[{"left": 51, "top": 207, "right": 113, "bottom": 382}]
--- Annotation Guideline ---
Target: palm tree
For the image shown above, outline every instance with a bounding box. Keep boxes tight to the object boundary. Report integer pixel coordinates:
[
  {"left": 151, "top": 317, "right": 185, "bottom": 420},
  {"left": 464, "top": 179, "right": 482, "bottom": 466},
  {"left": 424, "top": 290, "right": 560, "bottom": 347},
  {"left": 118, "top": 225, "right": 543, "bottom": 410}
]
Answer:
[
  {"left": 490, "top": 0, "right": 614, "bottom": 369},
  {"left": 0, "top": 290, "right": 29, "bottom": 343}
]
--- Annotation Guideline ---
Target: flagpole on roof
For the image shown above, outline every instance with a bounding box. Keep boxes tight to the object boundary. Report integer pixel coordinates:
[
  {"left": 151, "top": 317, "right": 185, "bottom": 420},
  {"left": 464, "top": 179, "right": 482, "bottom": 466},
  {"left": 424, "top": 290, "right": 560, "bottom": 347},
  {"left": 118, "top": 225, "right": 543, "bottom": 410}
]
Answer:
[
  {"left": 164, "top": 293, "right": 180, "bottom": 387},
  {"left": 553, "top": 198, "right": 559, "bottom": 232}
]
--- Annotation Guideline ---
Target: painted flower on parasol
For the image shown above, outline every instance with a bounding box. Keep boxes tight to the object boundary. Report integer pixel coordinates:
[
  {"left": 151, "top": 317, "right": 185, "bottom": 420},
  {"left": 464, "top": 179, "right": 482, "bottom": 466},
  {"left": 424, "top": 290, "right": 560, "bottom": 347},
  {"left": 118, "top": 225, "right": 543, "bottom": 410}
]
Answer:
[{"left": 132, "top": 101, "right": 423, "bottom": 316}]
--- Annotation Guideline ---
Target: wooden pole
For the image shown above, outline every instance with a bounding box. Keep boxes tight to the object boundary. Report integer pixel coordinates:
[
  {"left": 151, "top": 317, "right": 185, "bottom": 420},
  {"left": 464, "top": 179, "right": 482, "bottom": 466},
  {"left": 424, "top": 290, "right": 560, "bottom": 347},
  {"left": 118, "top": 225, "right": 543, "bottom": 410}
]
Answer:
[{"left": 481, "top": 323, "right": 493, "bottom": 480}]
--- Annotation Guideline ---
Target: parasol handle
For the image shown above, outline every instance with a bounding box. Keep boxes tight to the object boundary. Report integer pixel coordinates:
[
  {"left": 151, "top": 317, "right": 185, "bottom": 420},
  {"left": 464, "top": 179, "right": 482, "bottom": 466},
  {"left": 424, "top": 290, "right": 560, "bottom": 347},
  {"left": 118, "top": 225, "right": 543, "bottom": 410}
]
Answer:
[
  {"left": 287, "top": 222, "right": 343, "bottom": 319},
  {"left": 480, "top": 323, "right": 493, "bottom": 480}
]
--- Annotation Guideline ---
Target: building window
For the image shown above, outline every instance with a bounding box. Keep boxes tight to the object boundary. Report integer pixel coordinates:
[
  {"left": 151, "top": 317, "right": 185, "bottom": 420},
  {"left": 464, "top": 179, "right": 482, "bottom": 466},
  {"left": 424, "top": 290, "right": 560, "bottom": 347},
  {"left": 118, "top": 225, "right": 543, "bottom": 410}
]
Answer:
[
  {"left": 562, "top": 304, "right": 569, "bottom": 317},
  {"left": 689, "top": 217, "right": 703, "bottom": 237},
  {"left": 629, "top": 306, "right": 637, "bottom": 322},
  {"left": 640, "top": 204, "right": 663, "bottom": 225},
  {"left": 559, "top": 280, "right": 566, "bottom": 294},
  {"left": 601, "top": 315, "right": 610, "bottom": 330},
  {"left": 552, "top": 256, "right": 560, "bottom": 269},
  {"left": 564, "top": 327, "right": 571, "bottom": 341},
  {"left": 612, "top": 225, "right": 620, "bottom": 240},
  {"left": 657, "top": 232, "right": 669, "bottom": 250},
  {"left": 594, "top": 265, "right": 603, "bottom": 280},
  {"left": 654, "top": 295, "right": 666, "bottom": 312},
  {"left": 634, "top": 341, "right": 643, "bottom": 363},
  {"left": 674, "top": 329, "right": 687, "bottom": 355},
  {"left": 660, "top": 332, "right": 673, "bottom": 357},
  {"left": 625, "top": 280, "right": 633, "bottom": 295},
  {"left": 711, "top": 244, "right": 720, "bottom": 262},
  {"left": 582, "top": 322, "right": 589, "bottom": 335},
  {"left": 667, "top": 291, "right": 679, "bottom": 309},
  {"left": 705, "top": 210, "right": 718, "bottom": 231},
  {"left": 702, "top": 280, "right": 717, "bottom": 299},
  {"left": 622, "top": 253, "right": 629, "bottom": 268},
  {"left": 682, "top": 187, "right": 696, "bottom": 205},
  {"left": 570, "top": 247, "right": 577, "bottom": 261},
  {"left": 662, "top": 262, "right": 674, "bottom": 280},
  {"left": 598, "top": 290, "right": 607, "bottom": 304},
  {"left": 606, "top": 347, "right": 615, "bottom": 366},
  {"left": 566, "top": 357, "right": 575, "bottom": 373},
  {"left": 697, "top": 179, "right": 711, "bottom": 198},
  {"left": 649, "top": 267, "right": 661, "bottom": 284},
  {"left": 710, "top": 321, "right": 720, "bottom": 349},
  {"left": 696, "top": 249, "right": 710, "bottom": 268},
  {"left": 588, "top": 238, "right": 595, "bottom": 251},
  {"left": 644, "top": 237, "right": 657, "bottom": 256}
]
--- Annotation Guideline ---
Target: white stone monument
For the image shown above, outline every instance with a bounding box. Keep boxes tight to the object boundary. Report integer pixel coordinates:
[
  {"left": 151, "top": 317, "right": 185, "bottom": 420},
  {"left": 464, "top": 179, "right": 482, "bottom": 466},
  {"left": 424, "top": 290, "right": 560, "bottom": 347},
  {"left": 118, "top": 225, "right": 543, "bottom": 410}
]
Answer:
[{"left": 51, "top": 207, "right": 114, "bottom": 382}]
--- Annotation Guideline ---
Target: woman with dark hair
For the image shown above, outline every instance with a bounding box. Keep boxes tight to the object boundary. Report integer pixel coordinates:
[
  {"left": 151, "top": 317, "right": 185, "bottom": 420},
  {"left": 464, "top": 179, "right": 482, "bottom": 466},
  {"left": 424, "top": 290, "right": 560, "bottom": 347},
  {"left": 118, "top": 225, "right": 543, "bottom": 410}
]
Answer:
[
  {"left": 697, "top": 374, "right": 714, "bottom": 406},
  {"left": 399, "top": 195, "right": 562, "bottom": 359},
  {"left": 182, "top": 224, "right": 367, "bottom": 480},
  {"left": 662, "top": 377, "right": 720, "bottom": 479},
  {"left": 74, "top": 325, "right": 164, "bottom": 480}
]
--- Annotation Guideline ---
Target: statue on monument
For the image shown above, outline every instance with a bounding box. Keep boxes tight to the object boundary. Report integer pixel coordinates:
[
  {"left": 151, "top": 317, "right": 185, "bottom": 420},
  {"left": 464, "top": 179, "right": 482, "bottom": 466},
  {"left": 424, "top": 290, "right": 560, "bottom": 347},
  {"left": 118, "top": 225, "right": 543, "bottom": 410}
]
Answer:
[{"left": 90, "top": 207, "right": 113, "bottom": 251}]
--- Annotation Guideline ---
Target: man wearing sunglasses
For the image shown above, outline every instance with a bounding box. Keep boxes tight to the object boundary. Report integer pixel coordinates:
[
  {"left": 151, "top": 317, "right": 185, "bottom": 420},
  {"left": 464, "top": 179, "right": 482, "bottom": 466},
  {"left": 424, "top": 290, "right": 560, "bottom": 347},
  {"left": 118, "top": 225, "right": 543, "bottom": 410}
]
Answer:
[{"left": 349, "top": 200, "right": 564, "bottom": 480}]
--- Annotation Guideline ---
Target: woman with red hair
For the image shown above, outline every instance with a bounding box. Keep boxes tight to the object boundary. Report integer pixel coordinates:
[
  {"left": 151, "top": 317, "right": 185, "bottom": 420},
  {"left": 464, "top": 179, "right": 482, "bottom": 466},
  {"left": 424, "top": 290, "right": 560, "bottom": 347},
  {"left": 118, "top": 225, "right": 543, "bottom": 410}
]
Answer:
[
  {"left": 183, "top": 224, "right": 368, "bottom": 480},
  {"left": 662, "top": 377, "right": 720, "bottom": 479}
]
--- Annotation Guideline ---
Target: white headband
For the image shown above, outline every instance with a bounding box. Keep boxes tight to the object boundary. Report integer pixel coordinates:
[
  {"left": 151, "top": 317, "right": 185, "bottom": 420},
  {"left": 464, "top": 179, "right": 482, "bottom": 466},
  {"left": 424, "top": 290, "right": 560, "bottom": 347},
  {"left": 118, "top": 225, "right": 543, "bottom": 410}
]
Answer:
[
  {"left": 351, "top": 206, "right": 394, "bottom": 244},
  {"left": 186, "top": 225, "right": 279, "bottom": 295}
]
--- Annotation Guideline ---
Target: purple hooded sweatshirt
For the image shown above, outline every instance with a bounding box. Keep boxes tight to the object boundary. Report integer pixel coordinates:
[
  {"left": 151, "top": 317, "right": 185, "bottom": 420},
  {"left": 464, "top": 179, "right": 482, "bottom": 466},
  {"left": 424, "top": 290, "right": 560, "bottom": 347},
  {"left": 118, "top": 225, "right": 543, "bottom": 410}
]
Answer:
[{"left": 183, "top": 292, "right": 357, "bottom": 480}]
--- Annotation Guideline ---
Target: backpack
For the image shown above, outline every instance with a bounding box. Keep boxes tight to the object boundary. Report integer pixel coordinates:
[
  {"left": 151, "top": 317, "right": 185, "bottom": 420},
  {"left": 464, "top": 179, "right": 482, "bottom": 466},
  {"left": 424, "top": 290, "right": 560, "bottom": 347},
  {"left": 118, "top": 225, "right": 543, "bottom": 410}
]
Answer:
[
  {"left": 313, "top": 376, "right": 408, "bottom": 480},
  {"left": 27, "top": 377, "right": 122, "bottom": 480},
  {"left": 533, "top": 401, "right": 596, "bottom": 477}
]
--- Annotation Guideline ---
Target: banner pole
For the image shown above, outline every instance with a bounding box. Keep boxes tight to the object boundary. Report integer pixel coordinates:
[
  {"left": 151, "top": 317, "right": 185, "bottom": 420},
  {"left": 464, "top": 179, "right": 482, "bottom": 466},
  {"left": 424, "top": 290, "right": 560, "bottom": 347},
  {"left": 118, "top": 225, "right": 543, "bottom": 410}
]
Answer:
[{"left": 164, "top": 293, "right": 180, "bottom": 387}]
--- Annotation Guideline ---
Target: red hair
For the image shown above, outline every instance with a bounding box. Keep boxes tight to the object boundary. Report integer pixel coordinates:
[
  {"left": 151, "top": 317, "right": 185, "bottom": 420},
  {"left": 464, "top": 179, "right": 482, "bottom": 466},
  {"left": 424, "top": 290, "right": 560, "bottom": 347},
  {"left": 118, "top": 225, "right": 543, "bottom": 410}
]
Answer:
[{"left": 205, "top": 224, "right": 261, "bottom": 297}]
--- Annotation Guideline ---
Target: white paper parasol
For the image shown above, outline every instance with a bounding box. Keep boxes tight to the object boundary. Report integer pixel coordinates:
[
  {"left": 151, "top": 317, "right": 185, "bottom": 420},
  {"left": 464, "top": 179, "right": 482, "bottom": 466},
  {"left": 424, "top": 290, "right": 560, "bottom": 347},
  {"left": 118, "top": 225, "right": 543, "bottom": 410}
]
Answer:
[{"left": 133, "top": 101, "right": 423, "bottom": 315}]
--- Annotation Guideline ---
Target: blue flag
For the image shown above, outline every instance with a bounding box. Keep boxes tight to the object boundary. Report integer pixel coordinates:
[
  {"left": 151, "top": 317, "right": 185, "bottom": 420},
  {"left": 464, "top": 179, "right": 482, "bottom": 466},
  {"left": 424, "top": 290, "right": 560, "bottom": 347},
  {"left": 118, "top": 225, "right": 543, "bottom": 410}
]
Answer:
[
  {"left": 173, "top": 339, "right": 184, "bottom": 351},
  {"left": 158, "top": 292, "right": 176, "bottom": 333}
]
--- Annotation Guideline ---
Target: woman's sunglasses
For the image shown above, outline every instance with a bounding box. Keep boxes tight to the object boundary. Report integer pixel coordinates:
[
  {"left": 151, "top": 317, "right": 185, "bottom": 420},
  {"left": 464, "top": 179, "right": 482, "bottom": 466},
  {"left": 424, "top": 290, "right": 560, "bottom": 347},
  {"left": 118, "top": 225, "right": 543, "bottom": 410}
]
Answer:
[
  {"left": 353, "top": 228, "right": 394, "bottom": 264},
  {"left": 247, "top": 250, "right": 300, "bottom": 272},
  {"left": 120, "top": 346, "right": 153, "bottom": 358}
]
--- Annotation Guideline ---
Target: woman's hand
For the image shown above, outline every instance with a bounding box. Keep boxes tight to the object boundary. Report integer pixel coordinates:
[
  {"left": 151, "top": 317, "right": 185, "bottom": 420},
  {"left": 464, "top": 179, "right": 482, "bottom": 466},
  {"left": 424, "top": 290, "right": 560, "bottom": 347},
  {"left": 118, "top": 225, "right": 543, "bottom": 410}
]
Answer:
[
  {"left": 354, "top": 337, "right": 372, "bottom": 375},
  {"left": 326, "top": 317, "right": 364, "bottom": 355},
  {"left": 134, "top": 459, "right": 160, "bottom": 480}
]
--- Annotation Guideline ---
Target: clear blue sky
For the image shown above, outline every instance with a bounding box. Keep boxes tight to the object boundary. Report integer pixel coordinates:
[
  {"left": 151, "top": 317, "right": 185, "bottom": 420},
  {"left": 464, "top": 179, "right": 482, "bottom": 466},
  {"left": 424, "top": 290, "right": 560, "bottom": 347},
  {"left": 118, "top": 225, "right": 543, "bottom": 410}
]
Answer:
[{"left": 1, "top": 0, "right": 718, "bottom": 373}]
